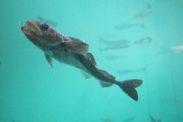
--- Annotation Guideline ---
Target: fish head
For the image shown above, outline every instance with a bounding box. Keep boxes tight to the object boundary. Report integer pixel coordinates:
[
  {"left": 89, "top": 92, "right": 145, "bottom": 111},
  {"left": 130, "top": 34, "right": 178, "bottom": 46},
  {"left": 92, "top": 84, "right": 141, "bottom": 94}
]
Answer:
[{"left": 21, "top": 20, "right": 62, "bottom": 48}]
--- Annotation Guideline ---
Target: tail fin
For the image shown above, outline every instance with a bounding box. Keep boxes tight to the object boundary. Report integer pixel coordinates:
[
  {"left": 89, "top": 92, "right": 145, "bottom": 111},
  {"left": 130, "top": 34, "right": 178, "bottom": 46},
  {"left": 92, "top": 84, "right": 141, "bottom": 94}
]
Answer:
[{"left": 117, "top": 79, "right": 143, "bottom": 101}]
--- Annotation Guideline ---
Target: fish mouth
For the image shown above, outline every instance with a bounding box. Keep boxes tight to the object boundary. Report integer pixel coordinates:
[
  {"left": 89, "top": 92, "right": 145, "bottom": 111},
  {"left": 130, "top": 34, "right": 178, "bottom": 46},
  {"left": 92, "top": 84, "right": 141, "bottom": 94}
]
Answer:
[{"left": 21, "top": 20, "right": 42, "bottom": 40}]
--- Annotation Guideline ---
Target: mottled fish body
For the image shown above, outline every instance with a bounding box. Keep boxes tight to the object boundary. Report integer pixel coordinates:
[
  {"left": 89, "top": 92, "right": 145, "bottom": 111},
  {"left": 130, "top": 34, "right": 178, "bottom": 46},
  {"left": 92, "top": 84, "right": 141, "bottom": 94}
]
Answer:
[{"left": 21, "top": 20, "right": 143, "bottom": 101}]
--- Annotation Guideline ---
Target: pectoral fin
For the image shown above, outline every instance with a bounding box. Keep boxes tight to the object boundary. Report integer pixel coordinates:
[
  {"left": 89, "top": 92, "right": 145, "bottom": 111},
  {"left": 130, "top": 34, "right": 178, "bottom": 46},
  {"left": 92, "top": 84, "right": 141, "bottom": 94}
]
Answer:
[
  {"left": 63, "top": 41, "right": 89, "bottom": 54},
  {"left": 45, "top": 54, "right": 53, "bottom": 68}
]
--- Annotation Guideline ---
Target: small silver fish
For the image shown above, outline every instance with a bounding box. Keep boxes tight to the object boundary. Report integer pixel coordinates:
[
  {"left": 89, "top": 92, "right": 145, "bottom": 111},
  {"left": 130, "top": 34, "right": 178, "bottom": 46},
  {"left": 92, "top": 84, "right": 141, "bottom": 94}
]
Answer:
[
  {"left": 102, "top": 117, "right": 115, "bottom": 122},
  {"left": 116, "top": 67, "right": 146, "bottom": 75},
  {"left": 99, "top": 37, "right": 130, "bottom": 45},
  {"left": 135, "top": 37, "right": 153, "bottom": 44},
  {"left": 134, "top": 4, "right": 153, "bottom": 19},
  {"left": 156, "top": 44, "right": 183, "bottom": 55},
  {"left": 149, "top": 115, "right": 162, "bottom": 122},
  {"left": 171, "top": 45, "right": 183, "bottom": 53},
  {"left": 99, "top": 44, "right": 130, "bottom": 53}
]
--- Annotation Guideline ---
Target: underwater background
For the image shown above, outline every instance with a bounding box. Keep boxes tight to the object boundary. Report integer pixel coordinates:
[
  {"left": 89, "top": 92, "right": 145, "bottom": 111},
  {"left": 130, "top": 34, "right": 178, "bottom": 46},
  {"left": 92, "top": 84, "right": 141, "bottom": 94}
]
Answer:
[{"left": 0, "top": 0, "right": 183, "bottom": 122}]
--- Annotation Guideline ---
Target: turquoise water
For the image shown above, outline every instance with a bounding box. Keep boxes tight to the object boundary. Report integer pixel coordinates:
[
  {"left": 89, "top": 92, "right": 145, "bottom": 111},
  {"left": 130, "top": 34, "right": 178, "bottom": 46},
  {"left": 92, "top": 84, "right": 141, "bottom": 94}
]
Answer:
[{"left": 0, "top": 0, "right": 183, "bottom": 122}]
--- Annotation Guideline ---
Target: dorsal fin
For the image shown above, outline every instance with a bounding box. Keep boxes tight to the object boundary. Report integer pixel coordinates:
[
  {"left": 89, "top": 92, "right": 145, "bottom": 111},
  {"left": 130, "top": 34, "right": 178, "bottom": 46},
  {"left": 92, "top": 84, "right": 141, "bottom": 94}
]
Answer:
[
  {"left": 63, "top": 41, "right": 89, "bottom": 54},
  {"left": 86, "top": 52, "right": 97, "bottom": 66},
  {"left": 99, "top": 69, "right": 116, "bottom": 80},
  {"left": 68, "top": 37, "right": 84, "bottom": 42}
]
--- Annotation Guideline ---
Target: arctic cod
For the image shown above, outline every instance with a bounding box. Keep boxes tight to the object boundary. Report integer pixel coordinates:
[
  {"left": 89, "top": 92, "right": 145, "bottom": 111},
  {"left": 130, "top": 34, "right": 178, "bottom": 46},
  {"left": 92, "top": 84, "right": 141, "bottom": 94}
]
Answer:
[{"left": 21, "top": 20, "right": 143, "bottom": 101}]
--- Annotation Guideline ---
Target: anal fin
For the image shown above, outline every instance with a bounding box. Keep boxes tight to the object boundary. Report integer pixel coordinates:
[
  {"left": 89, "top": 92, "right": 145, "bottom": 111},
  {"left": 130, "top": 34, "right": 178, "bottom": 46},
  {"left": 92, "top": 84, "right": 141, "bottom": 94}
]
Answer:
[
  {"left": 117, "top": 79, "right": 143, "bottom": 101},
  {"left": 96, "top": 69, "right": 115, "bottom": 88},
  {"left": 80, "top": 70, "right": 92, "bottom": 79},
  {"left": 98, "top": 80, "right": 113, "bottom": 88}
]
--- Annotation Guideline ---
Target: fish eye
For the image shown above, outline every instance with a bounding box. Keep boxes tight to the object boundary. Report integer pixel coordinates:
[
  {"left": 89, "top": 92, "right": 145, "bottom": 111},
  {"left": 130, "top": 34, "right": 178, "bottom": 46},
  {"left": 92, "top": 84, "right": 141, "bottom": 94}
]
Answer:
[{"left": 41, "top": 23, "right": 49, "bottom": 31}]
